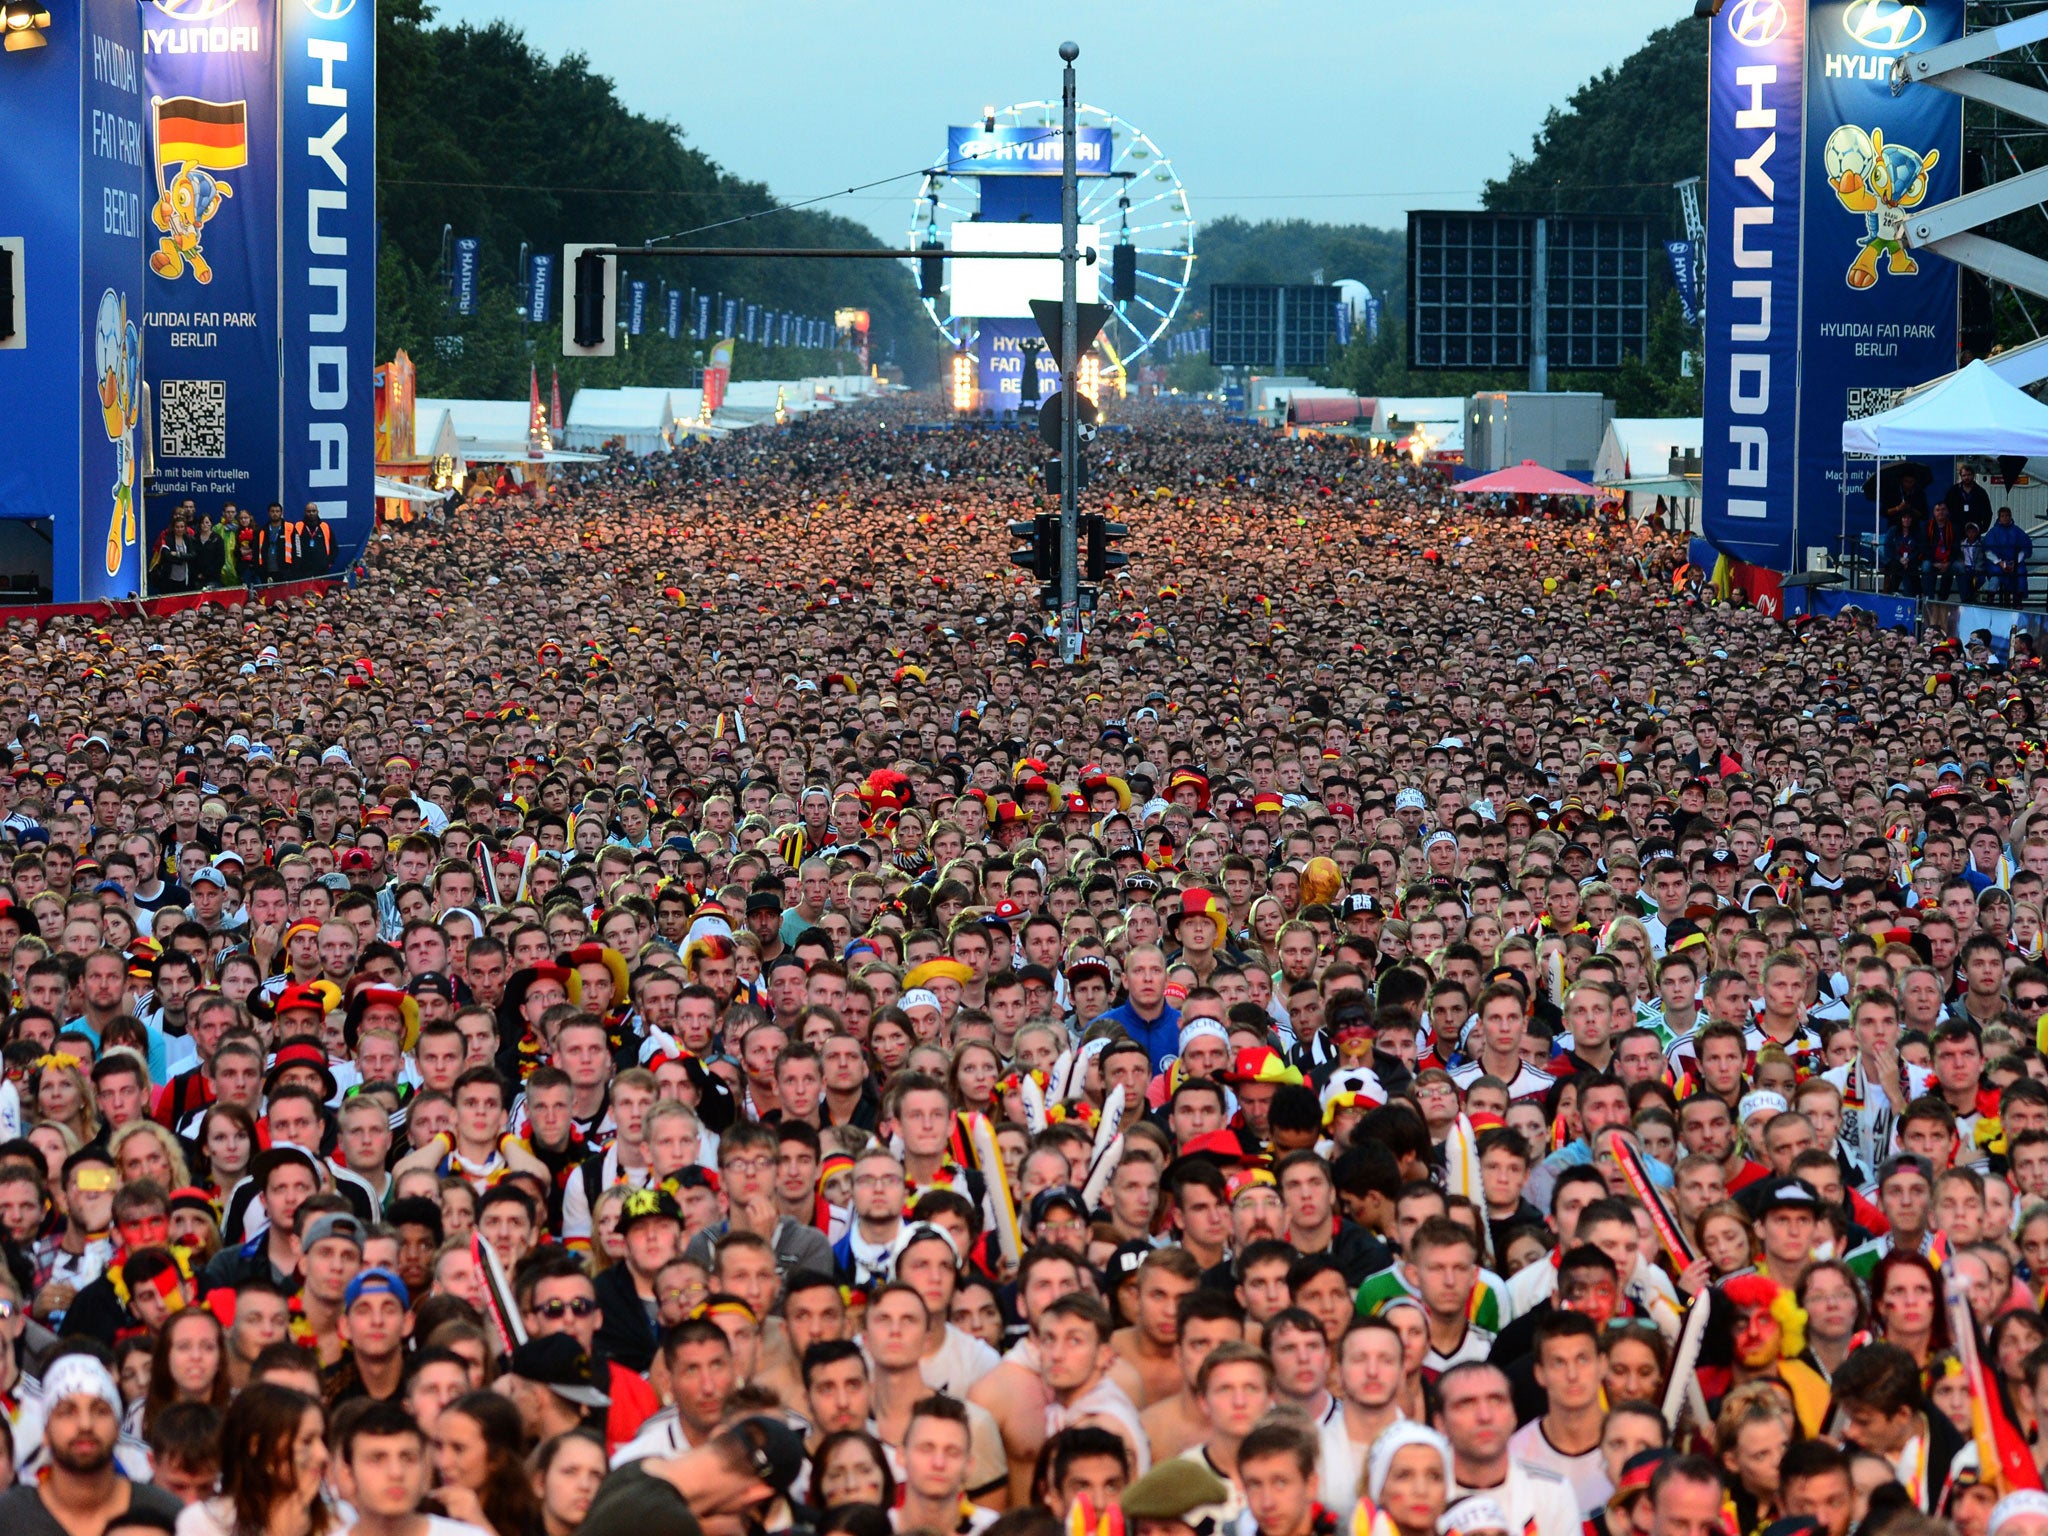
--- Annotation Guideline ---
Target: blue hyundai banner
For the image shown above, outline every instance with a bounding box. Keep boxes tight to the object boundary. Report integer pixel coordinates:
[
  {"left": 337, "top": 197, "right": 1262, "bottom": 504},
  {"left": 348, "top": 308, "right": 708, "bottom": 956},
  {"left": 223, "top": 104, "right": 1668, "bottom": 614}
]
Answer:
[
  {"left": 1665, "top": 239, "right": 1701, "bottom": 325},
  {"left": 666, "top": 288, "right": 682, "bottom": 340},
  {"left": 1704, "top": 0, "right": 1806, "bottom": 569},
  {"left": 977, "top": 318, "right": 1058, "bottom": 411},
  {"left": 1363, "top": 296, "right": 1381, "bottom": 343},
  {"left": 281, "top": 0, "right": 376, "bottom": 570},
  {"left": 453, "top": 238, "right": 479, "bottom": 316},
  {"left": 947, "top": 124, "right": 1113, "bottom": 175},
  {"left": 1334, "top": 299, "right": 1352, "bottom": 348},
  {"left": 627, "top": 279, "right": 646, "bottom": 335},
  {"left": 779, "top": 312, "right": 790, "bottom": 347},
  {"left": 1799, "top": 0, "right": 1962, "bottom": 563},
  {"left": 745, "top": 304, "right": 758, "bottom": 342},
  {"left": 697, "top": 293, "right": 711, "bottom": 337},
  {"left": 722, "top": 297, "right": 737, "bottom": 337},
  {"left": 529, "top": 252, "right": 553, "bottom": 323},
  {"left": 140, "top": 0, "right": 278, "bottom": 573},
  {"left": 0, "top": 0, "right": 151, "bottom": 600},
  {"left": 759, "top": 308, "right": 773, "bottom": 344}
]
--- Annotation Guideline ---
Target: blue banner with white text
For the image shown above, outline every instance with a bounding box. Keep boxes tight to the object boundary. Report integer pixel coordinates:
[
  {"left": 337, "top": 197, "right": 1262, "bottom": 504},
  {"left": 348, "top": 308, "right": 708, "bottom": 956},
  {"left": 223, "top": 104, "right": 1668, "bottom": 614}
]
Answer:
[
  {"left": 627, "top": 280, "right": 646, "bottom": 336},
  {"left": 947, "top": 124, "right": 1113, "bottom": 175},
  {"left": 1665, "top": 240, "right": 1700, "bottom": 325},
  {"left": 1799, "top": 0, "right": 1962, "bottom": 563},
  {"left": 281, "top": 0, "right": 376, "bottom": 570},
  {"left": 453, "top": 237, "right": 478, "bottom": 316},
  {"left": 140, "top": 0, "right": 279, "bottom": 567},
  {"left": 529, "top": 252, "right": 553, "bottom": 324},
  {"left": 1704, "top": 0, "right": 1806, "bottom": 569}
]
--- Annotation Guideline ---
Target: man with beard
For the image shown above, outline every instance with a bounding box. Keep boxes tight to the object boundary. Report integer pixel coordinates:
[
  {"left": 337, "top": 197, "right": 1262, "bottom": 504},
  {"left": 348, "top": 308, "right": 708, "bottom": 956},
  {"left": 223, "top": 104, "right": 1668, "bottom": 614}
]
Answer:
[{"left": 0, "top": 1355, "right": 181, "bottom": 1533}]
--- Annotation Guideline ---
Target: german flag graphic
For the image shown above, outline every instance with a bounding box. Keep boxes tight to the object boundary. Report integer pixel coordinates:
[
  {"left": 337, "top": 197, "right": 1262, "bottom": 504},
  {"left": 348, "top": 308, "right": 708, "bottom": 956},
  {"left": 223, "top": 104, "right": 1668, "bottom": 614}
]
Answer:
[{"left": 152, "top": 96, "right": 247, "bottom": 172}]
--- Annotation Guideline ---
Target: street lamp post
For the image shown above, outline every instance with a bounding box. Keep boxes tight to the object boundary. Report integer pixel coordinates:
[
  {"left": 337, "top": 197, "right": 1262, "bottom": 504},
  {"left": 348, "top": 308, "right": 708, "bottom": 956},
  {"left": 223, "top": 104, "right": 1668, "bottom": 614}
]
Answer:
[{"left": 1058, "top": 39, "right": 1081, "bottom": 662}]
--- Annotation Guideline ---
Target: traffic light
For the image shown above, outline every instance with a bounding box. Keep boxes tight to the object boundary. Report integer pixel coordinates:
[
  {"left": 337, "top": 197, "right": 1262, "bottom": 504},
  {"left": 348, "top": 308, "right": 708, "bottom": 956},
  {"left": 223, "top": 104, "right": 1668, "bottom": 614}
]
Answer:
[
  {"left": 1009, "top": 513, "right": 1056, "bottom": 581},
  {"left": 1111, "top": 240, "right": 1136, "bottom": 307},
  {"left": 561, "top": 243, "right": 617, "bottom": 357},
  {"left": 1085, "top": 513, "right": 1128, "bottom": 582},
  {"left": 919, "top": 240, "right": 945, "bottom": 301}
]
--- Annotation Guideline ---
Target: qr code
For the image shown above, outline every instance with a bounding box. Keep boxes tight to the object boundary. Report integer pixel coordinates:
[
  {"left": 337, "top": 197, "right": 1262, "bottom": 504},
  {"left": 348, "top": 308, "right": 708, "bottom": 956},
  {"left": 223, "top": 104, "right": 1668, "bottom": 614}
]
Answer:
[
  {"left": 160, "top": 379, "right": 226, "bottom": 459},
  {"left": 1845, "top": 387, "right": 1903, "bottom": 421}
]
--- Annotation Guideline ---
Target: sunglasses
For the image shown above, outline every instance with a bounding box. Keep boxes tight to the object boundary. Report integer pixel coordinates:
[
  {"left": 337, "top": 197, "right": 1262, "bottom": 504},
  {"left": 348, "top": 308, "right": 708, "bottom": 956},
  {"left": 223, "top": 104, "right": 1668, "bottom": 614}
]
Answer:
[{"left": 531, "top": 1297, "right": 598, "bottom": 1321}]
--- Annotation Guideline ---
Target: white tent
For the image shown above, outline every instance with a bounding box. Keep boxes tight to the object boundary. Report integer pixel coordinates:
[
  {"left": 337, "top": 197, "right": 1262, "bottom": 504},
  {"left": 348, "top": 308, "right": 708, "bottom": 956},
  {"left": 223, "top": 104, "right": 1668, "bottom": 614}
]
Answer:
[
  {"left": 1842, "top": 359, "right": 2048, "bottom": 456},
  {"left": 1595, "top": 418, "right": 1701, "bottom": 485},
  {"left": 413, "top": 398, "right": 532, "bottom": 460},
  {"left": 1373, "top": 396, "right": 1464, "bottom": 455},
  {"left": 562, "top": 389, "right": 674, "bottom": 454}
]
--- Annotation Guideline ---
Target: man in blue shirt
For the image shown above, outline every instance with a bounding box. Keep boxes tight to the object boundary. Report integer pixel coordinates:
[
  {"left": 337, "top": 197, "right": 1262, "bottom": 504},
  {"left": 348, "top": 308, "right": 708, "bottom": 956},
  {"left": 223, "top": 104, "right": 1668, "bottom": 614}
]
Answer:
[{"left": 1095, "top": 945, "right": 1182, "bottom": 1070}]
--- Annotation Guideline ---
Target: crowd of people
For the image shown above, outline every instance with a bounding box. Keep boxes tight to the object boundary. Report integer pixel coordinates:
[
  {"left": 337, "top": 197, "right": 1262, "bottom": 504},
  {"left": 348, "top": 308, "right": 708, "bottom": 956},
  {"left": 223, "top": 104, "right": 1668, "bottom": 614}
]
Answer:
[
  {"left": 0, "top": 394, "right": 2042, "bottom": 1536},
  {"left": 145, "top": 501, "right": 338, "bottom": 592}
]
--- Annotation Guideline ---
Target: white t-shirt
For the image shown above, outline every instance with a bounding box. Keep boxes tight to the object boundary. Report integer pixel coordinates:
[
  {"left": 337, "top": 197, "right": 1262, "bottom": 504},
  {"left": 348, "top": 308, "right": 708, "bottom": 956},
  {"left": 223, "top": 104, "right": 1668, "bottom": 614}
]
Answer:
[
  {"left": 1507, "top": 1421, "right": 1612, "bottom": 1517},
  {"left": 1453, "top": 1462, "right": 1583, "bottom": 1536},
  {"left": 921, "top": 1323, "right": 1001, "bottom": 1397}
]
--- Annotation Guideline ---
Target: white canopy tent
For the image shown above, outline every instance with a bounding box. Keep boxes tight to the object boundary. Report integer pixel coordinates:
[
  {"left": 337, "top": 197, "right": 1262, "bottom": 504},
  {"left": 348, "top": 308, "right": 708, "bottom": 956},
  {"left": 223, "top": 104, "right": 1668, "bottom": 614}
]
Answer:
[
  {"left": 562, "top": 389, "right": 675, "bottom": 454},
  {"left": 1596, "top": 417, "right": 1702, "bottom": 529},
  {"left": 413, "top": 398, "right": 532, "bottom": 461},
  {"left": 1372, "top": 396, "right": 1464, "bottom": 455},
  {"left": 1842, "top": 359, "right": 2048, "bottom": 456},
  {"left": 1836, "top": 359, "right": 2048, "bottom": 583}
]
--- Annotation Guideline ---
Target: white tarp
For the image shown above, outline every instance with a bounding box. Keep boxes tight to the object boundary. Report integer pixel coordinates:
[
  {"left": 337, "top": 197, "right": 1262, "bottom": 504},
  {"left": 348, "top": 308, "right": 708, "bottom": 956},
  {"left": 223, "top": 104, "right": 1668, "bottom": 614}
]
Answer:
[
  {"left": 374, "top": 476, "right": 446, "bottom": 505},
  {"left": 1595, "top": 418, "right": 1701, "bottom": 486},
  {"left": 413, "top": 398, "right": 532, "bottom": 459},
  {"left": 1374, "top": 395, "right": 1464, "bottom": 454},
  {"left": 1842, "top": 359, "right": 2048, "bottom": 456},
  {"left": 562, "top": 389, "right": 674, "bottom": 454}
]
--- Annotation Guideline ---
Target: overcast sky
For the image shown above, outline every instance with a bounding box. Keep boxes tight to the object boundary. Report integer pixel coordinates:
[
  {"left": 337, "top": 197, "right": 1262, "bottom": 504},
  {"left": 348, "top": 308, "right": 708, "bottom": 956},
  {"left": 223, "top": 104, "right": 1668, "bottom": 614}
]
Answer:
[{"left": 424, "top": 1, "right": 1695, "bottom": 241}]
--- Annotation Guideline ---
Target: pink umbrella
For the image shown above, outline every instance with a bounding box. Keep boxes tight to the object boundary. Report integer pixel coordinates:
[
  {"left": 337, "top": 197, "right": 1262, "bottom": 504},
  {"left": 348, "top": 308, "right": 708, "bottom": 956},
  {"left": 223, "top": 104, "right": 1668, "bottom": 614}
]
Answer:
[{"left": 1458, "top": 459, "right": 1595, "bottom": 497}]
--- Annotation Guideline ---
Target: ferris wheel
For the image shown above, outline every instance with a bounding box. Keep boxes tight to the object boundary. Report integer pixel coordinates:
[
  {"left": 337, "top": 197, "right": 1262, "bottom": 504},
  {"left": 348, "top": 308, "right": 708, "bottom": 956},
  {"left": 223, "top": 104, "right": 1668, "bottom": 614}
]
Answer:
[{"left": 909, "top": 102, "right": 1196, "bottom": 368}]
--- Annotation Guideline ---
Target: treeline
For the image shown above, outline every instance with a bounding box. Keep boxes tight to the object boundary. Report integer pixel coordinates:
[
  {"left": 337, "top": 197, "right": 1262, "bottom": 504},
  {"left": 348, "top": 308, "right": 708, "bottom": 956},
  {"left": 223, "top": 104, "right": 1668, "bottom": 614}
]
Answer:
[{"left": 375, "top": 0, "right": 933, "bottom": 398}]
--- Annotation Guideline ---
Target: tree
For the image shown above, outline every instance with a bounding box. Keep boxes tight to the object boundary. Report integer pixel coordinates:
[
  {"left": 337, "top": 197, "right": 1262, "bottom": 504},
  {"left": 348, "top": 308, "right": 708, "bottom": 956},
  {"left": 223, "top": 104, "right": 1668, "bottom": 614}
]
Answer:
[{"left": 376, "top": 2, "right": 928, "bottom": 396}]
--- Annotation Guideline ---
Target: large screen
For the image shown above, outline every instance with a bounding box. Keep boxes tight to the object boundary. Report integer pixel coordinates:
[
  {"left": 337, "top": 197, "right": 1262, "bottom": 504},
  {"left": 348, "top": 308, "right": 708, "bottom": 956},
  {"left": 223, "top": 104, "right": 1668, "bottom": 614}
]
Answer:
[
  {"left": 949, "top": 222, "right": 1100, "bottom": 320},
  {"left": 1209, "top": 284, "right": 1341, "bottom": 369},
  {"left": 1407, "top": 211, "right": 1653, "bottom": 371}
]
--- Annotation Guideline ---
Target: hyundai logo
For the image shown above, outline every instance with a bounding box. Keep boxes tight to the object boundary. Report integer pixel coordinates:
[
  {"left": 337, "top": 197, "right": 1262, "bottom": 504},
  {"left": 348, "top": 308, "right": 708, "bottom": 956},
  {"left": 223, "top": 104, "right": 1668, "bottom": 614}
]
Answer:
[
  {"left": 300, "top": 0, "right": 357, "bottom": 16},
  {"left": 149, "top": 0, "right": 240, "bottom": 17},
  {"left": 1842, "top": 0, "right": 1927, "bottom": 50},
  {"left": 1725, "top": 0, "right": 1788, "bottom": 47}
]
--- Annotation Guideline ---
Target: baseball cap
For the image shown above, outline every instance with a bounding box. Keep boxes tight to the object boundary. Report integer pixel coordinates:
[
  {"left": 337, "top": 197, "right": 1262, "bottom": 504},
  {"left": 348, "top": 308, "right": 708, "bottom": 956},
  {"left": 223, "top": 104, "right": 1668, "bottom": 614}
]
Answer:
[
  {"left": 720, "top": 1416, "right": 806, "bottom": 1498},
  {"left": 1028, "top": 1186, "right": 1089, "bottom": 1226},
  {"left": 343, "top": 1266, "right": 411, "bottom": 1312},
  {"left": 509, "top": 1334, "right": 611, "bottom": 1409},
  {"left": 302, "top": 1212, "right": 366, "bottom": 1252},
  {"left": 1752, "top": 1180, "right": 1823, "bottom": 1217}
]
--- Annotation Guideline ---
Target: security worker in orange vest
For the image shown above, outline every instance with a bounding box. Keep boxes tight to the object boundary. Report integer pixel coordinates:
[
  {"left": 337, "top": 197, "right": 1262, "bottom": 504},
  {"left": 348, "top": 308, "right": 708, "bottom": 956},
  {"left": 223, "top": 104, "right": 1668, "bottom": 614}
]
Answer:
[{"left": 295, "top": 503, "right": 334, "bottom": 577}]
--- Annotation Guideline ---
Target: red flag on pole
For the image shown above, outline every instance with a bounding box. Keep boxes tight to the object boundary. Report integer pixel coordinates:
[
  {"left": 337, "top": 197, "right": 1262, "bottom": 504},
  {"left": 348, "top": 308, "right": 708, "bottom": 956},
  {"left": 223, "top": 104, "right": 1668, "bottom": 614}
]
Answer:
[
  {"left": 1946, "top": 1259, "right": 2042, "bottom": 1493},
  {"left": 526, "top": 365, "right": 549, "bottom": 460},
  {"left": 550, "top": 367, "right": 563, "bottom": 432}
]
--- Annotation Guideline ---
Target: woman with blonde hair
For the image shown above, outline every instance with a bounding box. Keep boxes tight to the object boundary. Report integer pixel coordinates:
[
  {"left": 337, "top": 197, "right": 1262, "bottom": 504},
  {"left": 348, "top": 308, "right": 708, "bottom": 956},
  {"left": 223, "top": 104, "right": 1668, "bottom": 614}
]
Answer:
[
  {"left": 32, "top": 1054, "right": 97, "bottom": 1148},
  {"left": 112, "top": 1120, "right": 192, "bottom": 1191},
  {"left": 1716, "top": 1380, "right": 1799, "bottom": 1535},
  {"left": 588, "top": 1185, "right": 630, "bottom": 1270}
]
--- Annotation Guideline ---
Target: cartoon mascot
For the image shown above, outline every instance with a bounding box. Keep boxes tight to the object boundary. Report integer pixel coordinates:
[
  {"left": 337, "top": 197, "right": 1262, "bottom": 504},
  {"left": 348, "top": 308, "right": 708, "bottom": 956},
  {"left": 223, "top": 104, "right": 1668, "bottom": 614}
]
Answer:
[
  {"left": 1825, "top": 124, "right": 1941, "bottom": 289},
  {"left": 95, "top": 289, "right": 140, "bottom": 577},
  {"left": 149, "top": 163, "right": 232, "bottom": 285}
]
